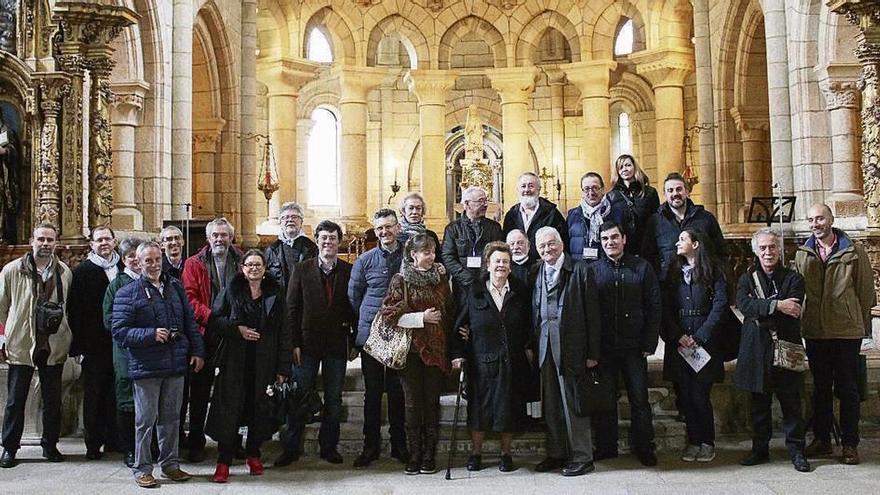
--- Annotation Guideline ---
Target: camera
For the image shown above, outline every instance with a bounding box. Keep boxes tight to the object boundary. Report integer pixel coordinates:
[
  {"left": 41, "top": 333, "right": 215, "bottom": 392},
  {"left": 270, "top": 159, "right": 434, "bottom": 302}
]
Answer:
[{"left": 167, "top": 327, "right": 182, "bottom": 343}]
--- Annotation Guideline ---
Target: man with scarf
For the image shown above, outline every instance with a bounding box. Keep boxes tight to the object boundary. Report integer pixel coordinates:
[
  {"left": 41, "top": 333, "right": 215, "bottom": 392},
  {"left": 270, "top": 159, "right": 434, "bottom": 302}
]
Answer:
[
  {"left": 502, "top": 172, "right": 568, "bottom": 262},
  {"left": 398, "top": 192, "right": 440, "bottom": 249},
  {"left": 265, "top": 202, "right": 317, "bottom": 290},
  {"left": 68, "top": 226, "right": 125, "bottom": 459},
  {"left": 566, "top": 172, "right": 630, "bottom": 263}
]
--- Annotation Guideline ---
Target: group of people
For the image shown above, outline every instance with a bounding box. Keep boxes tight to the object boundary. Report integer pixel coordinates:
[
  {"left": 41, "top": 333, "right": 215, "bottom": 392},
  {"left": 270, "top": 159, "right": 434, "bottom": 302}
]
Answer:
[{"left": 0, "top": 154, "right": 874, "bottom": 487}]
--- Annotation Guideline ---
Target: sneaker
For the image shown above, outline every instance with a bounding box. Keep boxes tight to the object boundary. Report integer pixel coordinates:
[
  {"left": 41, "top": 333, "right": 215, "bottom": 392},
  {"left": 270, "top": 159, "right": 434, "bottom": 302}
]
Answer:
[
  {"left": 696, "top": 444, "right": 715, "bottom": 463},
  {"left": 134, "top": 473, "right": 158, "bottom": 488},
  {"left": 404, "top": 458, "right": 421, "bottom": 475},
  {"left": 680, "top": 444, "right": 700, "bottom": 462}
]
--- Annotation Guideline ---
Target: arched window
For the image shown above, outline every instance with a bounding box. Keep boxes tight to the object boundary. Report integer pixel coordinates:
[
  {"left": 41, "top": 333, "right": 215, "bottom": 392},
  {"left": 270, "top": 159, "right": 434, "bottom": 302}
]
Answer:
[
  {"left": 307, "top": 108, "right": 339, "bottom": 206},
  {"left": 614, "top": 18, "right": 634, "bottom": 56},
  {"left": 307, "top": 28, "right": 333, "bottom": 63},
  {"left": 614, "top": 111, "right": 632, "bottom": 159}
]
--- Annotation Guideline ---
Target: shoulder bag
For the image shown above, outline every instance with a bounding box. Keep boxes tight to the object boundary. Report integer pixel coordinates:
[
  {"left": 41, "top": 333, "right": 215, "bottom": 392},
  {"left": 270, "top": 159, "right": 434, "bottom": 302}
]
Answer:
[
  {"left": 751, "top": 271, "right": 807, "bottom": 372},
  {"left": 363, "top": 281, "right": 412, "bottom": 370}
]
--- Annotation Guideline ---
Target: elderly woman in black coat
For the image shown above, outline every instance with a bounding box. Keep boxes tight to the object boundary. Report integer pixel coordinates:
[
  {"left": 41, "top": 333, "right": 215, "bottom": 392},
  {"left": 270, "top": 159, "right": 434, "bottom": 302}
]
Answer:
[
  {"left": 661, "top": 229, "right": 727, "bottom": 463},
  {"left": 451, "top": 242, "right": 532, "bottom": 473},
  {"left": 206, "top": 249, "right": 292, "bottom": 483},
  {"left": 734, "top": 228, "right": 809, "bottom": 472}
]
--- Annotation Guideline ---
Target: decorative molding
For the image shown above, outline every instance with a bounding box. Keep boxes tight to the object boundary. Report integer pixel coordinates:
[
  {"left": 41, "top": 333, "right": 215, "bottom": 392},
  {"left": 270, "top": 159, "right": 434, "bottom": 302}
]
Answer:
[
  {"left": 403, "top": 69, "right": 458, "bottom": 105},
  {"left": 822, "top": 81, "right": 861, "bottom": 109},
  {"left": 486, "top": 0, "right": 524, "bottom": 11},
  {"left": 352, "top": 0, "right": 381, "bottom": 6},
  {"left": 485, "top": 67, "right": 540, "bottom": 105}
]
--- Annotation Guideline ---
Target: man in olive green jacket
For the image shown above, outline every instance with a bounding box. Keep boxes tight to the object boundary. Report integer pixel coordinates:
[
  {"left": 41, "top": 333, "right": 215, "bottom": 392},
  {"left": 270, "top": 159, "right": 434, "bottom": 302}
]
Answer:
[{"left": 794, "top": 204, "right": 875, "bottom": 466}]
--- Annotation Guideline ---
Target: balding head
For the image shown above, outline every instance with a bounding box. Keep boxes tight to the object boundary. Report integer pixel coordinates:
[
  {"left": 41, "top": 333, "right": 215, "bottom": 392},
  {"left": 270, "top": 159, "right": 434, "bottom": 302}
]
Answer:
[
  {"left": 506, "top": 229, "right": 529, "bottom": 260},
  {"left": 807, "top": 203, "right": 834, "bottom": 241}
]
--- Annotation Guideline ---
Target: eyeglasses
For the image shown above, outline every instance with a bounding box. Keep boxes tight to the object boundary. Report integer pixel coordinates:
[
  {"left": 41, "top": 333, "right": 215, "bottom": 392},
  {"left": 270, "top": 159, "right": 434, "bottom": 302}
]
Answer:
[
  {"left": 467, "top": 198, "right": 488, "bottom": 205},
  {"left": 279, "top": 214, "right": 303, "bottom": 221},
  {"left": 581, "top": 186, "right": 603, "bottom": 193},
  {"left": 243, "top": 263, "right": 264, "bottom": 269}
]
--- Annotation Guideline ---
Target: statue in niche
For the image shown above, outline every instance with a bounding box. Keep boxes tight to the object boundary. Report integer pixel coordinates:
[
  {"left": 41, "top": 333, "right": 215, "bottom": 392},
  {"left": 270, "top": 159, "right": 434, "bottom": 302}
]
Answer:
[
  {"left": 460, "top": 104, "right": 494, "bottom": 195},
  {"left": 464, "top": 104, "right": 484, "bottom": 161},
  {"left": 0, "top": 0, "right": 17, "bottom": 55},
  {"left": 0, "top": 103, "right": 21, "bottom": 244}
]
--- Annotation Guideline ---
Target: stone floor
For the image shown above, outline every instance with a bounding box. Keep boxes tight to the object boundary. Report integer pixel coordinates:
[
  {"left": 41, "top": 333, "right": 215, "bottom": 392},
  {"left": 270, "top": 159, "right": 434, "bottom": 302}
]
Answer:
[{"left": 2, "top": 437, "right": 880, "bottom": 494}]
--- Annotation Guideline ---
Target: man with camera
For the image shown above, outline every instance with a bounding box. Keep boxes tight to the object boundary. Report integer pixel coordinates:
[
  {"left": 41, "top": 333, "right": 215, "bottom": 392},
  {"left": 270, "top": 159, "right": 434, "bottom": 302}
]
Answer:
[
  {"left": 0, "top": 223, "right": 73, "bottom": 468},
  {"left": 112, "top": 241, "right": 205, "bottom": 488}
]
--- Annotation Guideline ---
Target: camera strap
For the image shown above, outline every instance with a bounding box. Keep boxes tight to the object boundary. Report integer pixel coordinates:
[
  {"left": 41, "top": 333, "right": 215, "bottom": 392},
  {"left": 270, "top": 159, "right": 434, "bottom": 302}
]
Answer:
[{"left": 29, "top": 254, "right": 63, "bottom": 306}]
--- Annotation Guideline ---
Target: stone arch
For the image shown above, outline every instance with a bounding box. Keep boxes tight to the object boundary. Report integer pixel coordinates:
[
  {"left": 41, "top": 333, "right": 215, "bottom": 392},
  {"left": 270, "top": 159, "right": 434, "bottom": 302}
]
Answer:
[
  {"left": 437, "top": 16, "right": 507, "bottom": 70},
  {"left": 610, "top": 72, "right": 655, "bottom": 113},
  {"left": 658, "top": 0, "right": 693, "bottom": 49},
  {"left": 0, "top": 53, "right": 36, "bottom": 243},
  {"left": 817, "top": 3, "right": 860, "bottom": 68},
  {"left": 366, "top": 14, "right": 431, "bottom": 69},
  {"left": 303, "top": 6, "right": 357, "bottom": 65},
  {"left": 109, "top": 0, "right": 145, "bottom": 83},
  {"left": 586, "top": 0, "right": 648, "bottom": 60},
  {"left": 515, "top": 10, "right": 582, "bottom": 66},
  {"left": 257, "top": 0, "right": 290, "bottom": 60}
]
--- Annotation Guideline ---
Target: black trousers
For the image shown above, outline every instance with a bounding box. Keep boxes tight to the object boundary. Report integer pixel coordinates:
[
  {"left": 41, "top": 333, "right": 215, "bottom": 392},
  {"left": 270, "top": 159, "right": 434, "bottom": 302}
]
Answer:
[
  {"left": 218, "top": 436, "right": 261, "bottom": 465},
  {"left": 180, "top": 364, "right": 214, "bottom": 450},
  {"left": 398, "top": 356, "right": 443, "bottom": 433},
  {"left": 360, "top": 352, "right": 406, "bottom": 453},
  {"left": 2, "top": 363, "right": 63, "bottom": 451},
  {"left": 595, "top": 350, "right": 655, "bottom": 454},
  {"left": 750, "top": 375, "right": 805, "bottom": 456},
  {"left": 805, "top": 338, "right": 861, "bottom": 447},
  {"left": 677, "top": 375, "right": 715, "bottom": 446},
  {"left": 82, "top": 359, "right": 118, "bottom": 451}
]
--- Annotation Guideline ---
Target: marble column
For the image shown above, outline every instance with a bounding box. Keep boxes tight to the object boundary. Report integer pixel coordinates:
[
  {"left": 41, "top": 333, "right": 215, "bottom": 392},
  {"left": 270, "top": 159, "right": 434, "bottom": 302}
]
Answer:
[
  {"left": 819, "top": 64, "right": 864, "bottom": 217},
  {"left": 547, "top": 69, "right": 567, "bottom": 199},
  {"left": 632, "top": 48, "right": 694, "bottom": 184},
  {"left": 110, "top": 81, "right": 148, "bottom": 231},
  {"left": 563, "top": 60, "right": 617, "bottom": 179},
  {"left": 171, "top": 0, "right": 193, "bottom": 221},
  {"left": 731, "top": 106, "right": 770, "bottom": 221},
  {"left": 763, "top": 0, "right": 795, "bottom": 197},
  {"left": 692, "top": 0, "right": 718, "bottom": 210},
  {"left": 192, "top": 118, "right": 226, "bottom": 216},
  {"left": 404, "top": 69, "right": 458, "bottom": 232},
  {"left": 486, "top": 67, "right": 540, "bottom": 208},
  {"left": 334, "top": 66, "right": 389, "bottom": 229}
]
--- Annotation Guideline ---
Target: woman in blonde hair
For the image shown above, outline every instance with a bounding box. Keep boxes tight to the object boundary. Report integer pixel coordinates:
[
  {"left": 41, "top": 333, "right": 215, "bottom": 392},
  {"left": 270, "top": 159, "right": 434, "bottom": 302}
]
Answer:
[{"left": 609, "top": 154, "right": 660, "bottom": 256}]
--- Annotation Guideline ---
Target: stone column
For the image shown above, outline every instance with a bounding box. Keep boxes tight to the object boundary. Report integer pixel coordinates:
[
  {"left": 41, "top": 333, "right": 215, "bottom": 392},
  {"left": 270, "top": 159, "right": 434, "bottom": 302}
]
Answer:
[
  {"left": 563, "top": 60, "right": 617, "bottom": 178},
  {"left": 404, "top": 69, "right": 458, "bottom": 232},
  {"left": 35, "top": 75, "right": 70, "bottom": 228},
  {"left": 171, "top": 0, "right": 193, "bottom": 220},
  {"left": 192, "top": 118, "right": 226, "bottom": 216},
  {"left": 334, "top": 66, "right": 389, "bottom": 228},
  {"left": 486, "top": 67, "right": 539, "bottom": 208},
  {"left": 632, "top": 48, "right": 694, "bottom": 183},
  {"left": 731, "top": 106, "right": 770, "bottom": 221},
  {"left": 547, "top": 69, "right": 567, "bottom": 194},
  {"left": 819, "top": 64, "right": 864, "bottom": 217},
  {"left": 693, "top": 0, "right": 718, "bottom": 210},
  {"left": 763, "top": 0, "right": 795, "bottom": 196},
  {"left": 110, "top": 81, "right": 148, "bottom": 231},
  {"left": 239, "top": 0, "right": 258, "bottom": 245}
]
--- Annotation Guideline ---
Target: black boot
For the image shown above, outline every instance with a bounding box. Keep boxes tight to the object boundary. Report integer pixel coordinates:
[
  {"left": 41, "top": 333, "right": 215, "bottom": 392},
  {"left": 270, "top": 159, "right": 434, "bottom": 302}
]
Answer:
[
  {"left": 404, "top": 426, "right": 422, "bottom": 475},
  {"left": 420, "top": 426, "right": 438, "bottom": 474}
]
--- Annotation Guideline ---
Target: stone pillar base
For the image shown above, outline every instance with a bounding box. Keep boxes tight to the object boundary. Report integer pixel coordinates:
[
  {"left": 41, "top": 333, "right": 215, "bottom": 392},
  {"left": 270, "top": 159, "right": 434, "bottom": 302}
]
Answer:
[{"left": 111, "top": 207, "right": 144, "bottom": 231}]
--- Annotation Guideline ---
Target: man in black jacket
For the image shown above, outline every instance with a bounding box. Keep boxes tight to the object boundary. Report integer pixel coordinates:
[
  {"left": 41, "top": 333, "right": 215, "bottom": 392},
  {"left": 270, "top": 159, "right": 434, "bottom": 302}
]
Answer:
[
  {"left": 441, "top": 186, "right": 504, "bottom": 308},
  {"left": 68, "top": 226, "right": 125, "bottom": 460},
  {"left": 591, "top": 221, "right": 661, "bottom": 466},
  {"left": 506, "top": 229, "right": 533, "bottom": 285},
  {"left": 502, "top": 172, "right": 568, "bottom": 262},
  {"left": 642, "top": 172, "right": 727, "bottom": 281},
  {"left": 265, "top": 202, "right": 318, "bottom": 289},
  {"left": 531, "top": 227, "right": 601, "bottom": 476},
  {"left": 277, "top": 220, "right": 355, "bottom": 467}
]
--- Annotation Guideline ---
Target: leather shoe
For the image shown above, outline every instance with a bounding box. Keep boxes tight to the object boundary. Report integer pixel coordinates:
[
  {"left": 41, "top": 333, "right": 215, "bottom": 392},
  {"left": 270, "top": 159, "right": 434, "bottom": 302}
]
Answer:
[
  {"left": 740, "top": 451, "right": 770, "bottom": 466},
  {"left": 162, "top": 468, "right": 192, "bottom": 482},
  {"left": 636, "top": 450, "right": 657, "bottom": 467},
  {"left": 805, "top": 438, "right": 833, "bottom": 457},
  {"left": 86, "top": 449, "right": 103, "bottom": 460},
  {"left": 466, "top": 454, "right": 482, "bottom": 471},
  {"left": 124, "top": 451, "right": 136, "bottom": 468},
  {"left": 274, "top": 449, "right": 301, "bottom": 467},
  {"left": 0, "top": 449, "right": 16, "bottom": 468},
  {"left": 534, "top": 457, "right": 566, "bottom": 472},
  {"left": 593, "top": 450, "right": 618, "bottom": 461},
  {"left": 792, "top": 453, "right": 811, "bottom": 472},
  {"left": 320, "top": 450, "right": 344, "bottom": 464},
  {"left": 499, "top": 454, "right": 515, "bottom": 472},
  {"left": 562, "top": 461, "right": 595, "bottom": 477},
  {"left": 42, "top": 445, "right": 64, "bottom": 462},
  {"left": 842, "top": 446, "right": 860, "bottom": 465},
  {"left": 353, "top": 449, "right": 380, "bottom": 468},
  {"left": 134, "top": 473, "right": 158, "bottom": 488}
]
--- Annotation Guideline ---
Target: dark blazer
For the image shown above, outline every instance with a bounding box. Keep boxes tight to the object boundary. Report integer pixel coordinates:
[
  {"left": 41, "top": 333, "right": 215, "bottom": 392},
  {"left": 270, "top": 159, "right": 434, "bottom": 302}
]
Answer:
[
  {"left": 609, "top": 181, "right": 660, "bottom": 257},
  {"left": 530, "top": 256, "right": 601, "bottom": 376},
  {"left": 734, "top": 265, "right": 805, "bottom": 394},
  {"left": 288, "top": 257, "right": 356, "bottom": 359},
  {"left": 502, "top": 197, "right": 569, "bottom": 261},
  {"left": 265, "top": 236, "right": 318, "bottom": 289},
  {"left": 68, "top": 257, "right": 125, "bottom": 366},
  {"left": 510, "top": 258, "right": 535, "bottom": 287}
]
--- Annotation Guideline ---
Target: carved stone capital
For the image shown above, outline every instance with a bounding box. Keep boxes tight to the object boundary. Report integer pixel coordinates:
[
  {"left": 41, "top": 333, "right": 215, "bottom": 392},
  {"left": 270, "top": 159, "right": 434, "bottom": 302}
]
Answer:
[
  {"left": 257, "top": 56, "right": 320, "bottom": 96},
  {"left": 404, "top": 69, "right": 458, "bottom": 105},
  {"left": 630, "top": 47, "right": 696, "bottom": 88},
  {"left": 333, "top": 65, "right": 394, "bottom": 103},
  {"left": 562, "top": 60, "right": 618, "bottom": 98},
  {"left": 37, "top": 74, "right": 71, "bottom": 116},
  {"left": 192, "top": 117, "right": 227, "bottom": 154},
  {"left": 822, "top": 81, "right": 861, "bottom": 110},
  {"left": 730, "top": 106, "right": 770, "bottom": 138},
  {"left": 485, "top": 66, "right": 540, "bottom": 105},
  {"left": 110, "top": 80, "right": 149, "bottom": 126}
]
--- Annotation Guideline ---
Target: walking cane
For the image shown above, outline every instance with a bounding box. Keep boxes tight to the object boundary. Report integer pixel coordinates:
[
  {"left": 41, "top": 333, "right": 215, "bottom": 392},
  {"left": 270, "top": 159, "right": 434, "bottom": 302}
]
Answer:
[{"left": 445, "top": 367, "right": 466, "bottom": 480}]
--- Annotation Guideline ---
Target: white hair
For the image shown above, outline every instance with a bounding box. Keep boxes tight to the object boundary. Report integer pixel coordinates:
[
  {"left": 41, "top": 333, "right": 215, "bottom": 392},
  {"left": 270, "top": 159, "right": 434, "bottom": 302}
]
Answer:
[
  {"left": 461, "top": 186, "right": 485, "bottom": 206},
  {"left": 136, "top": 240, "right": 162, "bottom": 259},
  {"left": 159, "top": 225, "right": 183, "bottom": 241},
  {"left": 535, "top": 226, "right": 561, "bottom": 244},
  {"left": 506, "top": 229, "right": 528, "bottom": 243},
  {"left": 206, "top": 217, "right": 235, "bottom": 238},
  {"left": 751, "top": 227, "right": 782, "bottom": 256}
]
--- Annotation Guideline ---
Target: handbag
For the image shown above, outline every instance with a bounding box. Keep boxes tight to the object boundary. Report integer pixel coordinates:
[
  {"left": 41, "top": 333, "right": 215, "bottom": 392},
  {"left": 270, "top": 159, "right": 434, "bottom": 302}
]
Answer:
[
  {"left": 362, "top": 282, "right": 412, "bottom": 370},
  {"left": 32, "top": 260, "right": 64, "bottom": 336},
  {"left": 572, "top": 368, "right": 617, "bottom": 417},
  {"left": 751, "top": 271, "right": 807, "bottom": 372}
]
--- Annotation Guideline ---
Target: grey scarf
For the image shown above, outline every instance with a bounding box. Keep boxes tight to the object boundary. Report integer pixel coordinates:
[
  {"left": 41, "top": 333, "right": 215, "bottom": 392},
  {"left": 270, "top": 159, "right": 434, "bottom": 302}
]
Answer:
[
  {"left": 580, "top": 196, "right": 612, "bottom": 245},
  {"left": 278, "top": 229, "right": 306, "bottom": 248},
  {"left": 88, "top": 250, "right": 120, "bottom": 270}
]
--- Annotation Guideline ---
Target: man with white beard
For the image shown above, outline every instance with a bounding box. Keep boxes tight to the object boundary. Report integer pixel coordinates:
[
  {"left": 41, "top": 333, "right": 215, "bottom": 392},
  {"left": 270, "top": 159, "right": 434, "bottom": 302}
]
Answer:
[
  {"left": 506, "top": 229, "right": 533, "bottom": 285},
  {"left": 502, "top": 172, "right": 568, "bottom": 262}
]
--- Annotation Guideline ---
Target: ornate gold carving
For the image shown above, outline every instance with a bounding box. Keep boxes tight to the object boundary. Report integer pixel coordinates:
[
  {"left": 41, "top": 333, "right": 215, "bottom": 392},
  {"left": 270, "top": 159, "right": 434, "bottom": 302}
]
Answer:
[
  {"left": 84, "top": 56, "right": 116, "bottom": 228},
  {"left": 464, "top": 105, "right": 484, "bottom": 161},
  {"left": 36, "top": 75, "right": 71, "bottom": 227}
]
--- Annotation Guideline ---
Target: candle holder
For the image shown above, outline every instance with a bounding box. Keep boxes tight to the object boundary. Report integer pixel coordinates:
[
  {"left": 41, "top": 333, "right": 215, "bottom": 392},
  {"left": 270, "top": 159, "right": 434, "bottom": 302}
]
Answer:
[{"left": 387, "top": 178, "right": 401, "bottom": 205}]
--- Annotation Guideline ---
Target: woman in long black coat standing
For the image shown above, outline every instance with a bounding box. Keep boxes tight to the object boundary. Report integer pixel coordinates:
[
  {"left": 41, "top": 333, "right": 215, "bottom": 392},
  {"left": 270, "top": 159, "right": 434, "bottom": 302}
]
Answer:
[
  {"left": 609, "top": 154, "right": 660, "bottom": 256},
  {"left": 450, "top": 242, "right": 531, "bottom": 473},
  {"left": 206, "top": 249, "right": 292, "bottom": 483},
  {"left": 661, "top": 229, "right": 727, "bottom": 463}
]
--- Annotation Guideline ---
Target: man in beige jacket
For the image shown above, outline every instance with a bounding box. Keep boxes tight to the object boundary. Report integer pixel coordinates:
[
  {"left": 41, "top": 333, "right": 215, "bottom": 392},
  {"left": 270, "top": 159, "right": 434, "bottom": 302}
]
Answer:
[
  {"left": 0, "top": 223, "right": 73, "bottom": 468},
  {"left": 795, "top": 204, "right": 875, "bottom": 465}
]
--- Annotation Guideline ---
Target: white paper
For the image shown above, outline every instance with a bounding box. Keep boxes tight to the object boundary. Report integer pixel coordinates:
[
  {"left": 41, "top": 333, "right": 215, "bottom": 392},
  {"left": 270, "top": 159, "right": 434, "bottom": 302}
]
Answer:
[
  {"left": 466, "top": 256, "right": 481, "bottom": 268},
  {"left": 0, "top": 130, "right": 8, "bottom": 147},
  {"left": 678, "top": 345, "right": 711, "bottom": 373},
  {"left": 582, "top": 247, "right": 599, "bottom": 260}
]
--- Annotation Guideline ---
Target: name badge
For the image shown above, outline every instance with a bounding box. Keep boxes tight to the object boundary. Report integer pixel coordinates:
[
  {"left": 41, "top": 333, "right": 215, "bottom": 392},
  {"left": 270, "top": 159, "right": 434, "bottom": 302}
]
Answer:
[
  {"left": 466, "top": 256, "right": 481, "bottom": 268},
  {"left": 582, "top": 247, "right": 599, "bottom": 260}
]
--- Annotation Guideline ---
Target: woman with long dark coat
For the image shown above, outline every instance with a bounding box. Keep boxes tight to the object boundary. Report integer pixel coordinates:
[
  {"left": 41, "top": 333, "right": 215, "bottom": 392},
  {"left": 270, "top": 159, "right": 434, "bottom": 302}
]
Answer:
[
  {"left": 609, "top": 154, "right": 660, "bottom": 256},
  {"left": 661, "top": 229, "right": 726, "bottom": 463},
  {"left": 451, "top": 242, "right": 531, "bottom": 473},
  {"left": 206, "top": 249, "right": 292, "bottom": 483}
]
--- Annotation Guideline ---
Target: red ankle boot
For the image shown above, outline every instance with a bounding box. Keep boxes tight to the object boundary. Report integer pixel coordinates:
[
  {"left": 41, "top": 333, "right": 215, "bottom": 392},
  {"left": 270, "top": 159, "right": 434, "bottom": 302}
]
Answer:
[
  {"left": 211, "top": 463, "right": 229, "bottom": 483},
  {"left": 246, "top": 457, "right": 264, "bottom": 475}
]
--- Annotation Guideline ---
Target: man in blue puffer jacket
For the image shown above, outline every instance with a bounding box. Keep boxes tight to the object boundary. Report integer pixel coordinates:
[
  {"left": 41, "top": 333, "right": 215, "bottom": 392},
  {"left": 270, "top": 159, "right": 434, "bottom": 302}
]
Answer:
[{"left": 112, "top": 241, "right": 205, "bottom": 488}]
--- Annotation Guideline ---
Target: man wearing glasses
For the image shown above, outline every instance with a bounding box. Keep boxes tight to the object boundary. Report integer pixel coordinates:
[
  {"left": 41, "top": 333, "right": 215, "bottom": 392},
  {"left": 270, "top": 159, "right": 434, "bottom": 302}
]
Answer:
[
  {"left": 567, "top": 172, "right": 630, "bottom": 263},
  {"left": 265, "top": 202, "right": 318, "bottom": 290},
  {"left": 160, "top": 225, "right": 186, "bottom": 280},
  {"left": 441, "top": 186, "right": 504, "bottom": 308}
]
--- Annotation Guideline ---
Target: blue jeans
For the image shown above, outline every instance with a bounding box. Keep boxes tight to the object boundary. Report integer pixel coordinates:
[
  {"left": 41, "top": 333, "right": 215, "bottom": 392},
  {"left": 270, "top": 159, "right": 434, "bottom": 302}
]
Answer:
[{"left": 284, "top": 354, "right": 347, "bottom": 455}]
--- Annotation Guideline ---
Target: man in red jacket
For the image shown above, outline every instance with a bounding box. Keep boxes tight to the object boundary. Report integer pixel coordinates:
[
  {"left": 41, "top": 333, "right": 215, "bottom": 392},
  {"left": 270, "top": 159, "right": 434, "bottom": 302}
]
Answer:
[{"left": 180, "top": 217, "right": 242, "bottom": 461}]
